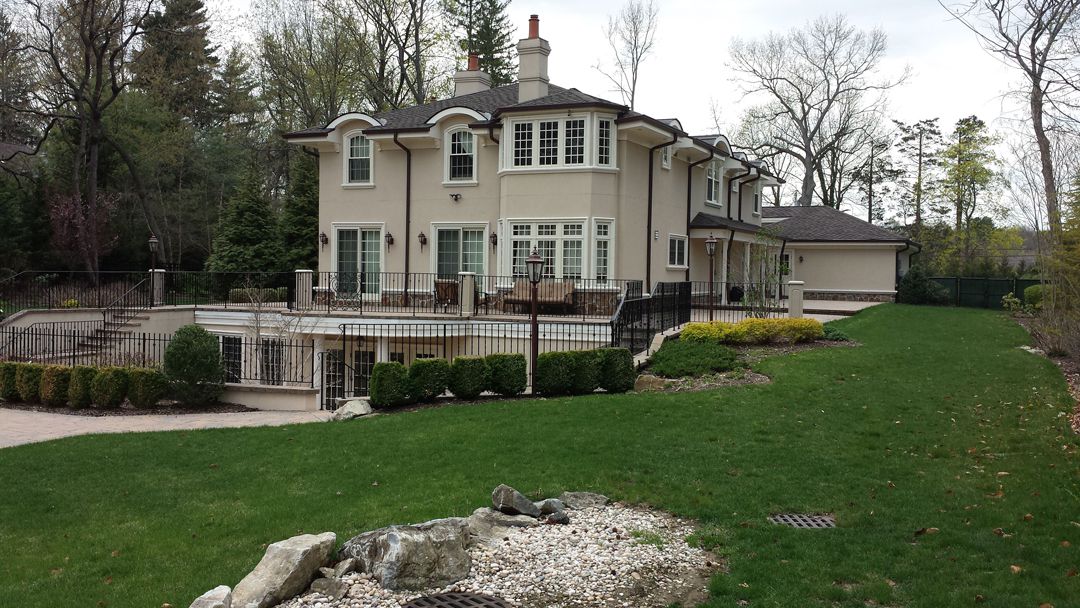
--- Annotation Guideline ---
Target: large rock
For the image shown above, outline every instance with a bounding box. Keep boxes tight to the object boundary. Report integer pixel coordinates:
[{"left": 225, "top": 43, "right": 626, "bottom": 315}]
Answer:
[
  {"left": 231, "top": 532, "right": 336, "bottom": 608},
  {"left": 465, "top": 507, "right": 538, "bottom": 545},
  {"left": 190, "top": 586, "right": 232, "bottom": 608},
  {"left": 309, "top": 577, "right": 348, "bottom": 600},
  {"left": 338, "top": 518, "right": 471, "bottom": 590},
  {"left": 492, "top": 484, "right": 541, "bottom": 517},
  {"left": 558, "top": 491, "right": 610, "bottom": 509},
  {"left": 534, "top": 498, "right": 565, "bottom": 515},
  {"left": 331, "top": 399, "right": 372, "bottom": 421}
]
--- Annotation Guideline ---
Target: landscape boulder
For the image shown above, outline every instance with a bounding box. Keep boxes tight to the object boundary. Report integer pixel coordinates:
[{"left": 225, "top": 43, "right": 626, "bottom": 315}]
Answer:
[
  {"left": 332, "top": 557, "right": 358, "bottom": 578},
  {"left": 309, "top": 577, "right": 348, "bottom": 600},
  {"left": 231, "top": 532, "right": 336, "bottom": 608},
  {"left": 331, "top": 399, "right": 373, "bottom": 421},
  {"left": 465, "top": 507, "right": 538, "bottom": 545},
  {"left": 492, "top": 484, "right": 541, "bottom": 517},
  {"left": 545, "top": 510, "right": 570, "bottom": 525},
  {"left": 338, "top": 518, "right": 471, "bottom": 590},
  {"left": 558, "top": 491, "right": 610, "bottom": 509},
  {"left": 189, "top": 586, "right": 232, "bottom": 608},
  {"left": 534, "top": 498, "right": 565, "bottom": 515}
]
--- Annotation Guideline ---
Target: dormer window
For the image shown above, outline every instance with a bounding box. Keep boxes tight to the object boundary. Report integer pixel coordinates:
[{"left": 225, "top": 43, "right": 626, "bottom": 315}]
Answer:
[
  {"left": 346, "top": 133, "right": 372, "bottom": 185},
  {"left": 445, "top": 128, "right": 476, "bottom": 183},
  {"left": 705, "top": 161, "right": 721, "bottom": 205}
]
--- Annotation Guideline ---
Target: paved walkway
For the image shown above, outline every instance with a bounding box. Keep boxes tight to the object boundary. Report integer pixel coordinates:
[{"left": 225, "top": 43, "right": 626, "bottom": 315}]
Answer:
[{"left": 0, "top": 408, "right": 331, "bottom": 449}]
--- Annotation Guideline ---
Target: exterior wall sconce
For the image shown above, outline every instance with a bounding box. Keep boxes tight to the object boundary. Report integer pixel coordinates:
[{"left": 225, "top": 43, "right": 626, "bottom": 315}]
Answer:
[
  {"left": 418, "top": 232, "right": 428, "bottom": 249},
  {"left": 384, "top": 232, "right": 394, "bottom": 246},
  {"left": 489, "top": 232, "right": 498, "bottom": 249},
  {"left": 798, "top": 255, "right": 804, "bottom": 263},
  {"left": 319, "top": 232, "right": 329, "bottom": 248},
  {"left": 449, "top": 193, "right": 462, "bottom": 202}
]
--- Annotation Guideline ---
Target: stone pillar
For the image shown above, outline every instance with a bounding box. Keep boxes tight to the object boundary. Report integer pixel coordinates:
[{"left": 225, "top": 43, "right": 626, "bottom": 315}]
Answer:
[
  {"left": 150, "top": 269, "right": 165, "bottom": 306},
  {"left": 788, "top": 280, "right": 805, "bottom": 319},
  {"left": 459, "top": 272, "right": 476, "bottom": 316},
  {"left": 295, "top": 270, "right": 313, "bottom": 310}
]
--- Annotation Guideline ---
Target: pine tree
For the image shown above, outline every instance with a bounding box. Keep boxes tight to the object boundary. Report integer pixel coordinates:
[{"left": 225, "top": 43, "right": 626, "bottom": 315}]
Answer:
[
  {"left": 206, "top": 164, "right": 285, "bottom": 273},
  {"left": 445, "top": 0, "right": 517, "bottom": 86},
  {"left": 134, "top": 0, "right": 219, "bottom": 126},
  {"left": 280, "top": 154, "right": 319, "bottom": 272},
  {"left": 893, "top": 118, "right": 945, "bottom": 238},
  {"left": 0, "top": 8, "right": 36, "bottom": 145},
  {"left": 211, "top": 46, "right": 260, "bottom": 136}
]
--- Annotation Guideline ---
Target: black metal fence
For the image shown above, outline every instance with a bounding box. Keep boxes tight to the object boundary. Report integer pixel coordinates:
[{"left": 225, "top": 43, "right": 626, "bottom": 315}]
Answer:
[
  {"left": 161, "top": 271, "right": 296, "bottom": 308},
  {"left": 472, "top": 276, "right": 643, "bottom": 319},
  {"left": 688, "top": 281, "right": 785, "bottom": 323},
  {"left": 610, "top": 282, "right": 691, "bottom": 355},
  {"left": 931, "top": 277, "right": 1042, "bottom": 309},
  {"left": 310, "top": 272, "right": 463, "bottom": 315},
  {"left": 0, "top": 271, "right": 147, "bottom": 316}
]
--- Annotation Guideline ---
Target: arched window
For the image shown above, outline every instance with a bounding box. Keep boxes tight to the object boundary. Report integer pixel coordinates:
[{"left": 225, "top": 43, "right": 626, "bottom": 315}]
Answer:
[
  {"left": 345, "top": 133, "right": 372, "bottom": 185},
  {"left": 445, "top": 128, "right": 476, "bottom": 182}
]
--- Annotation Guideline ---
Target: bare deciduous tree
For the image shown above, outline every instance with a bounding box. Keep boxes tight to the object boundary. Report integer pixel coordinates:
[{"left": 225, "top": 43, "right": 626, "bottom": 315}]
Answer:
[
  {"left": 729, "top": 14, "right": 906, "bottom": 206},
  {"left": 595, "top": 0, "right": 657, "bottom": 110}
]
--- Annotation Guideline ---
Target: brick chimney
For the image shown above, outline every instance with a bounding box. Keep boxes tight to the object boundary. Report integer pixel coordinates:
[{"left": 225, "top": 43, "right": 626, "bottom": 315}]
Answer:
[
  {"left": 453, "top": 52, "right": 492, "bottom": 97},
  {"left": 516, "top": 15, "right": 550, "bottom": 103}
]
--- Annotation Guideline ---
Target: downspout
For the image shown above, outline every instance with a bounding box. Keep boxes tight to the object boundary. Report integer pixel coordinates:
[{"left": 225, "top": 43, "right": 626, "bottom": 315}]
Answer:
[
  {"left": 646, "top": 132, "right": 680, "bottom": 290},
  {"left": 724, "top": 228, "right": 736, "bottom": 293},
  {"left": 393, "top": 133, "right": 412, "bottom": 306},
  {"left": 487, "top": 122, "right": 500, "bottom": 144},
  {"left": 685, "top": 151, "right": 715, "bottom": 282},
  {"left": 737, "top": 170, "right": 762, "bottom": 223},
  {"left": 726, "top": 167, "right": 752, "bottom": 220}
]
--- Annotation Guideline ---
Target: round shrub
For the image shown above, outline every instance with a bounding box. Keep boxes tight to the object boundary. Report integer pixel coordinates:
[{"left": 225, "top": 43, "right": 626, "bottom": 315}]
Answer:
[
  {"left": 164, "top": 324, "right": 224, "bottom": 406},
  {"left": 568, "top": 350, "right": 601, "bottom": 395},
  {"left": 1023, "top": 284, "right": 1044, "bottom": 309},
  {"left": 408, "top": 358, "right": 450, "bottom": 402},
  {"left": 369, "top": 361, "right": 412, "bottom": 408},
  {"left": 448, "top": 356, "right": 489, "bottom": 400},
  {"left": 649, "top": 340, "right": 738, "bottom": 378},
  {"left": 896, "top": 266, "right": 949, "bottom": 305},
  {"left": 68, "top": 366, "right": 98, "bottom": 408},
  {"left": 127, "top": 368, "right": 168, "bottom": 408},
  {"left": 534, "top": 351, "right": 575, "bottom": 396},
  {"left": 15, "top": 363, "right": 44, "bottom": 403},
  {"left": 0, "top": 362, "right": 18, "bottom": 401},
  {"left": 822, "top": 323, "right": 851, "bottom": 342},
  {"left": 90, "top": 367, "right": 130, "bottom": 408},
  {"left": 40, "top": 366, "right": 71, "bottom": 407},
  {"left": 596, "top": 348, "right": 635, "bottom": 393},
  {"left": 485, "top": 353, "right": 527, "bottom": 397}
]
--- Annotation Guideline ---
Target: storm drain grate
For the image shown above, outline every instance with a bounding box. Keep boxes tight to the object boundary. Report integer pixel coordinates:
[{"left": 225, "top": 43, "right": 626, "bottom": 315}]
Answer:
[
  {"left": 402, "top": 593, "right": 512, "bottom": 608},
  {"left": 769, "top": 513, "right": 836, "bottom": 529}
]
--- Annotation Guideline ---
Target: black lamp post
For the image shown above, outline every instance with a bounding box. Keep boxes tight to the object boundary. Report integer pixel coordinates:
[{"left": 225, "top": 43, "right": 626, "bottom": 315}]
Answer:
[
  {"left": 525, "top": 248, "right": 544, "bottom": 391},
  {"left": 705, "top": 234, "right": 718, "bottom": 322},
  {"left": 148, "top": 234, "right": 159, "bottom": 307}
]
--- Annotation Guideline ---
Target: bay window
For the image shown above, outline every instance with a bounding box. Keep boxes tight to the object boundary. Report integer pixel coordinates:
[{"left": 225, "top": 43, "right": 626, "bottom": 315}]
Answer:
[
  {"left": 507, "top": 115, "right": 615, "bottom": 169},
  {"left": 509, "top": 219, "right": 614, "bottom": 280},
  {"left": 435, "top": 226, "right": 485, "bottom": 277},
  {"left": 346, "top": 133, "right": 372, "bottom": 185},
  {"left": 597, "top": 118, "right": 613, "bottom": 167}
]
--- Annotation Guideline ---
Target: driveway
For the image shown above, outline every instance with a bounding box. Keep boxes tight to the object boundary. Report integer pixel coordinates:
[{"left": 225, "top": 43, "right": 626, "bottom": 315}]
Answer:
[{"left": 0, "top": 408, "right": 331, "bottom": 449}]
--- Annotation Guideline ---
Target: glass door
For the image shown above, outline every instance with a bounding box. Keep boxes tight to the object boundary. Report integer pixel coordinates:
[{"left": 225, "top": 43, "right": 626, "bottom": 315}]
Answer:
[{"left": 336, "top": 228, "right": 381, "bottom": 296}]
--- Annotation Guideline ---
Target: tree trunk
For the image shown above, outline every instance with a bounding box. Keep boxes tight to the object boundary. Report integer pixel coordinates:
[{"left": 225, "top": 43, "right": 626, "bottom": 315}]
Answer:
[
  {"left": 798, "top": 154, "right": 815, "bottom": 206},
  {"left": 914, "top": 133, "right": 923, "bottom": 238},
  {"left": 1030, "top": 86, "right": 1061, "bottom": 241}
]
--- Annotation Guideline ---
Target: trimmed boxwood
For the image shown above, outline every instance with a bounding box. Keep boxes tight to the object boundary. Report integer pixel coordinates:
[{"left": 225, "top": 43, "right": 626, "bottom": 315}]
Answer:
[
  {"left": 15, "top": 363, "right": 44, "bottom": 403},
  {"left": 649, "top": 339, "right": 738, "bottom": 378},
  {"left": 164, "top": 324, "right": 224, "bottom": 406},
  {"left": 448, "top": 356, "right": 489, "bottom": 400},
  {"left": 90, "top": 367, "right": 130, "bottom": 409},
  {"left": 596, "top": 348, "right": 635, "bottom": 393},
  {"left": 40, "top": 366, "right": 71, "bottom": 407},
  {"left": 68, "top": 366, "right": 98, "bottom": 408},
  {"left": 485, "top": 353, "right": 527, "bottom": 397},
  {"left": 369, "top": 361, "right": 413, "bottom": 408},
  {"left": 408, "top": 358, "right": 450, "bottom": 402},
  {"left": 127, "top": 368, "right": 169, "bottom": 409},
  {"left": 0, "top": 361, "right": 17, "bottom": 401},
  {"left": 535, "top": 351, "right": 600, "bottom": 396}
]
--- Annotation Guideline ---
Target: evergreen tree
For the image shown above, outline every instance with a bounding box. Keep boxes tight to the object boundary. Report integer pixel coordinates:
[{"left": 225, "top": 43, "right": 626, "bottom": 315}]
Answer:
[
  {"left": 206, "top": 164, "right": 285, "bottom": 273},
  {"left": 941, "top": 116, "right": 1002, "bottom": 269},
  {"left": 280, "top": 154, "right": 319, "bottom": 272},
  {"left": 212, "top": 46, "right": 260, "bottom": 136},
  {"left": 0, "top": 8, "right": 36, "bottom": 146},
  {"left": 445, "top": 0, "right": 516, "bottom": 86},
  {"left": 893, "top": 118, "right": 945, "bottom": 237},
  {"left": 134, "top": 0, "right": 218, "bottom": 126}
]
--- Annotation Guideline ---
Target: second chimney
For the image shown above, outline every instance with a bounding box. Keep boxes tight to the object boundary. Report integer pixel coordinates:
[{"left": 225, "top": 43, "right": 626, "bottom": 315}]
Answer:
[
  {"left": 453, "top": 52, "right": 492, "bottom": 97},
  {"left": 517, "top": 15, "right": 550, "bottom": 103}
]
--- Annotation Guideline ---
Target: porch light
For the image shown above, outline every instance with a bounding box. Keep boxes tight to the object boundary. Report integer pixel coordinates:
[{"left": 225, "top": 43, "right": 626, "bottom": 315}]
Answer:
[
  {"left": 525, "top": 249, "right": 544, "bottom": 285},
  {"left": 704, "top": 233, "right": 718, "bottom": 257},
  {"left": 384, "top": 232, "right": 394, "bottom": 246},
  {"left": 418, "top": 232, "right": 428, "bottom": 249}
]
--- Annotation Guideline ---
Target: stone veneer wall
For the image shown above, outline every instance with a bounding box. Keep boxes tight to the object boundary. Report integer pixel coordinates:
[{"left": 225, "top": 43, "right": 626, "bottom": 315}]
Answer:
[{"left": 805, "top": 290, "right": 895, "bottom": 303}]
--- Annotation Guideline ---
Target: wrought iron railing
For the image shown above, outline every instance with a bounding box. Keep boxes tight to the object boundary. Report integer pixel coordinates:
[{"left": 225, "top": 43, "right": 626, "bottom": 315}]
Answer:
[
  {"left": 689, "top": 281, "right": 785, "bottom": 323},
  {"left": 609, "top": 281, "right": 691, "bottom": 355}
]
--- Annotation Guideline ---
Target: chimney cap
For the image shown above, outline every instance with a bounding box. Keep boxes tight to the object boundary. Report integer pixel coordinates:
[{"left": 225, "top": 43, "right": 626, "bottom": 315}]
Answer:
[{"left": 528, "top": 14, "right": 539, "bottom": 38}]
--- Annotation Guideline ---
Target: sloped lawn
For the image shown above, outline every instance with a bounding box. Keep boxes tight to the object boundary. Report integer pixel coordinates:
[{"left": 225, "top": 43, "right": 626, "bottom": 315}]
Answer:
[{"left": 0, "top": 304, "right": 1077, "bottom": 608}]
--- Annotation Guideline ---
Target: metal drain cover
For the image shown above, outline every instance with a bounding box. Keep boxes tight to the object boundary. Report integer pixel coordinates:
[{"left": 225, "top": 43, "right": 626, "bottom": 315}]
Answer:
[
  {"left": 402, "top": 593, "right": 512, "bottom": 608},
  {"left": 769, "top": 513, "right": 836, "bottom": 529}
]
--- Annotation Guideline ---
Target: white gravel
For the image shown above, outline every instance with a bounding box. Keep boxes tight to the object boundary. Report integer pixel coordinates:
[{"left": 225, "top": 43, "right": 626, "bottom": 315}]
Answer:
[{"left": 279, "top": 504, "right": 715, "bottom": 608}]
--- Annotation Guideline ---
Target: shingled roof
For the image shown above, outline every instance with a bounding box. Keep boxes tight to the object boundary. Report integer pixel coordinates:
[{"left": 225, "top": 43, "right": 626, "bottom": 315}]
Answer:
[
  {"left": 762, "top": 206, "right": 908, "bottom": 243},
  {"left": 688, "top": 212, "right": 761, "bottom": 235}
]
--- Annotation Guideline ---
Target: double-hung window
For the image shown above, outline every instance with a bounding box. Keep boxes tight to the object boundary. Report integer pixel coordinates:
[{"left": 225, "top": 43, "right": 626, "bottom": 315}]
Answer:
[
  {"left": 346, "top": 134, "right": 372, "bottom": 184},
  {"left": 513, "top": 122, "right": 534, "bottom": 167},
  {"left": 510, "top": 116, "right": 606, "bottom": 169},
  {"left": 510, "top": 220, "right": 605, "bottom": 279},
  {"left": 668, "top": 235, "right": 687, "bottom": 268},
  {"left": 594, "top": 221, "right": 612, "bottom": 283},
  {"left": 564, "top": 119, "right": 585, "bottom": 165},
  {"left": 435, "top": 227, "right": 485, "bottom": 277},
  {"left": 446, "top": 129, "right": 475, "bottom": 182},
  {"left": 705, "top": 161, "right": 721, "bottom": 205},
  {"left": 661, "top": 146, "right": 671, "bottom": 170},
  {"left": 754, "top": 192, "right": 761, "bottom": 214},
  {"left": 597, "top": 118, "right": 614, "bottom": 167}
]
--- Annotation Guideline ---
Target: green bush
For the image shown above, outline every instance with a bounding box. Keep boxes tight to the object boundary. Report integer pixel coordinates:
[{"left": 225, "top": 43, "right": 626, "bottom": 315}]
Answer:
[
  {"left": 1023, "top": 284, "right": 1044, "bottom": 309},
  {"left": 127, "top": 368, "right": 169, "bottom": 408},
  {"left": 596, "top": 348, "right": 635, "bottom": 393},
  {"left": 569, "top": 350, "right": 601, "bottom": 395},
  {"left": 681, "top": 317, "right": 824, "bottom": 345},
  {"left": 0, "top": 361, "right": 17, "bottom": 401},
  {"left": 535, "top": 351, "right": 600, "bottom": 396},
  {"left": 448, "top": 356, "right": 489, "bottom": 400},
  {"left": 896, "top": 266, "right": 950, "bottom": 305},
  {"left": 39, "top": 366, "right": 71, "bottom": 407},
  {"left": 90, "top": 367, "right": 130, "bottom": 408},
  {"left": 822, "top": 323, "right": 851, "bottom": 342},
  {"left": 15, "top": 363, "right": 44, "bottom": 403},
  {"left": 485, "top": 353, "right": 527, "bottom": 397},
  {"left": 164, "top": 324, "right": 224, "bottom": 406},
  {"left": 649, "top": 340, "right": 738, "bottom": 378},
  {"left": 369, "top": 361, "right": 412, "bottom": 408},
  {"left": 68, "top": 366, "right": 97, "bottom": 408},
  {"left": 408, "top": 358, "right": 450, "bottom": 402}
]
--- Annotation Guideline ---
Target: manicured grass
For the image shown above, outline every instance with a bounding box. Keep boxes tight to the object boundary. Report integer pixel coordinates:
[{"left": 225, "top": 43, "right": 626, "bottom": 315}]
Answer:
[{"left": 1, "top": 305, "right": 1077, "bottom": 607}]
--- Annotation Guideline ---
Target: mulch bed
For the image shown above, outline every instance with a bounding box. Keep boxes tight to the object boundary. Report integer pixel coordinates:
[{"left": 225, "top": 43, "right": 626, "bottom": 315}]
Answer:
[
  {"left": 0, "top": 401, "right": 255, "bottom": 417},
  {"left": 1012, "top": 315, "right": 1080, "bottom": 435}
]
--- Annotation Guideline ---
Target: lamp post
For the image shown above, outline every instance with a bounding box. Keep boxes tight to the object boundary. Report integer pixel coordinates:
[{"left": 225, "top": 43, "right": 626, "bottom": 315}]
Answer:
[
  {"left": 148, "top": 234, "right": 159, "bottom": 308},
  {"left": 525, "top": 249, "right": 544, "bottom": 391},
  {"left": 704, "top": 234, "right": 718, "bottom": 322}
]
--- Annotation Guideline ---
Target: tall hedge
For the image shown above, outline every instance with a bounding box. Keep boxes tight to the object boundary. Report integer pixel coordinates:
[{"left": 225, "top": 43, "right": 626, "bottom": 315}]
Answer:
[
  {"left": 68, "top": 366, "right": 98, "bottom": 408},
  {"left": 0, "top": 362, "right": 17, "bottom": 401},
  {"left": 484, "top": 353, "right": 527, "bottom": 397},
  {"left": 128, "top": 368, "right": 169, "bottom": 409},
  {"left": 448, "top": 356, "right": 489, "bottom": 400},
  {"left": 90, "top": 367, "right": 130, "bottom": 408},
  {"left": 164, "top": 324, "right": 224, "bottom": 406},
  {"left": 40, "top": 366, "right": 71, "bottom": 407},
  {"left": 408, "top": 358, "right": 450, "bottom": 402},
  {"left": 369, "top": 361, "right": 412, "bottom": 408},
  {"left": 15, "top": 363, "right": 44, "bottom": 403},
  {"left": 596, "top": 348, "right": 635, "bottom": 393}
]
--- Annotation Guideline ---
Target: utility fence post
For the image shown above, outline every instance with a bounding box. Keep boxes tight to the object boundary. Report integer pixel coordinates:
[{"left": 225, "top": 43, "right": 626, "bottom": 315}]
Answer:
[
  {"left": 787, "top": 280, "right": 805, "bottom": 319},
  {"left": 295, "top": 270, "right": 314, "bottom": 311},
  {"left": 459, "top": 272, "right": 476, "bottom": 316}
]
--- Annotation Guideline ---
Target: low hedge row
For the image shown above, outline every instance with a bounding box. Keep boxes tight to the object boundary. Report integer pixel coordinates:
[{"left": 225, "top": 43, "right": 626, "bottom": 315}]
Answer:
[
  {"left": 680, "top": 317, "right": 824, "bottom": 344},
  {"left": 649, "top": 340, "right": 738, "bottom": 378},
  {"left": 533, "top": 348, "right": 635, "bottom": 397},
  {"left": 0, "top": 361, "right": 169, "bottom": 409}
]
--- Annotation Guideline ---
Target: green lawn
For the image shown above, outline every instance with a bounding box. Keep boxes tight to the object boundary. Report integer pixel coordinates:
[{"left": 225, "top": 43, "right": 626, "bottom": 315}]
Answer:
[{"left": 1, "top": 305, "right": 1077, "bottom": 608}]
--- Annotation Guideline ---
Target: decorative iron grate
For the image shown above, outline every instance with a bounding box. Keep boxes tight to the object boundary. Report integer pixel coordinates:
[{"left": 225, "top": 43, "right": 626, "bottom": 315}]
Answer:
[
  {"left": 402, "top": 593, "right": 512, "bottom": 608},
  {"left": 769, "top": 513, "right": 836, "bottom": 529}
]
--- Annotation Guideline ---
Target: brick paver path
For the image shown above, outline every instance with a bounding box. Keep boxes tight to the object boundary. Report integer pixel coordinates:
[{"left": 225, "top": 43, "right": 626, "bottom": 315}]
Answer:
[{"left": 0, "top": 408, "right": 331, "bottom": 449}]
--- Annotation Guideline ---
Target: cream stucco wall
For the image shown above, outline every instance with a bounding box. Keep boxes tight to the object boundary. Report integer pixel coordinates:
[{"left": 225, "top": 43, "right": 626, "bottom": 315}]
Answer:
[{"left": 786, "top": 244, "right": 901, "bottom": 293}]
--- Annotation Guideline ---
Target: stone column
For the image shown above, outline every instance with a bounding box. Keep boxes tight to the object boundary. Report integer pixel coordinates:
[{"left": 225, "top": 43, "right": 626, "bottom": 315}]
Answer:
[
  {"left": 150, "top": 269, "right": 166, "bottom": 306},
  {"left": 295, "top": 270, "right": 313, "bottom": 310},
  {"left": 459, "top": 272, "right": 476, "bottom": 316},
  {"left": 788, "top": 280, "right": 805, "bottom": 319}
]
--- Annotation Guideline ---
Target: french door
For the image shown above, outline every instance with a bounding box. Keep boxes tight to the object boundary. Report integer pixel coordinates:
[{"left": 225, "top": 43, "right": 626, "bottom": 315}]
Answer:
[{"left": 336, "top": 228, "right": 381, "bottom": 295}]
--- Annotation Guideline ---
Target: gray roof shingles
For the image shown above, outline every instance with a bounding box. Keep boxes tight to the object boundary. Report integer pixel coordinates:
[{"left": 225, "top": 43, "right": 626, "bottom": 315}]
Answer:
[
  {"left": 688, "top": 212, "right": 761, "bottom": 235},
  {"left": 761, "top": 206, "right": 908, "bottom": 242}
]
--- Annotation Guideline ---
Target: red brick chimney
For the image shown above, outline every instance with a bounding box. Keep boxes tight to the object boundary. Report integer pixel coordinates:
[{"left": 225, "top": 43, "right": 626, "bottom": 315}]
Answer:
[
  {"left": 454, "top": 52, "right": 491, "bottom": 97},
  {"left": 528, "top": 14, "right": 539, "bottom": 38},
  {"left": 517, "top": 14, "right": 550, "bottom": 102}
]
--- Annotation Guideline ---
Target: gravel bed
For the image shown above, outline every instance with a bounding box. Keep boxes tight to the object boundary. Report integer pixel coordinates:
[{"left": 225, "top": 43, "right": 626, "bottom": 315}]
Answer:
[{"left": 280, "top": 504, "right": 716, "bottom": 608}]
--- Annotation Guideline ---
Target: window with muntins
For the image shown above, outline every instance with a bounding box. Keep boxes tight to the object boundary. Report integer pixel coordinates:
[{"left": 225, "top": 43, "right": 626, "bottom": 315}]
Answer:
[
  {"left": 539, "top": 120, "right": 559, "bottom": 166},
  {"left": 661, "top": 146, "right": 671, "bottom": 170},
  {"left": 447, "top": 130, "right": 475, "bottom": 181},
  {"left": 347, "top": 134, "right": 372, "bottom": 184},
  {"left": 706, "top": 162, "right": 720, "bottom": 204},
  {"left": 508, "top": 116, "right": 613, "bottom": 169},
  {"left": 510, "top": 220, "right": 608, "bottom": 279},
  {"left": 336, "top": 227, "right": 381, "bottom": 294},
  {"left": 513, "top": 122, "right": 534, "bottom": 167},
  {"left": 436, "top": 227, "right": 485, "bottom": 277},
  {"left": 594, "top": 221, "right": 612, "bottom": 282},
  {"left": 564, "top": 119, "right": 585, "bottom": 165},
  {"left": 597, "top": 119, "right": 613, "bottom": 166},
  {"left": 221, "top": 336, "right": 242, "bottom": 383},
  {"left": 260, "top": 339, "right": 285, "bottom": 386},
  {"left": 668, "top": 235, "right": 687, "bottom": 267}
]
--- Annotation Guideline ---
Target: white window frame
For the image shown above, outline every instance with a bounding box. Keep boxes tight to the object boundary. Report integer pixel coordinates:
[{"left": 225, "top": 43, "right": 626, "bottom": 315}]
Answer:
[
  {"left": 753, "top": 191, "right": 761, "bottom": 215},
  {"left": 503, "top": 114, "right": 617, "bottom": 172},
  {"left": 331, "top": 222, "right": 385, "bottom": 299},
  {"left": 430, "top": 222, "right": 489, "bottom": 277},
  {"left": 342, "top": 130, "right": 374, "bottom": 188},
  {"left": 705, "top": 161, "right": 721, "bottom": 206},
  {"left": 667, "top": 234, "right": 688, "bottom": 269},
  {"left": 443, "top": 126, "right": 478, "bottom": 185},
  {"left": 593, "top": 218, "right": 615, "bottom": 283},
  {"left": 596, "top": 116, "right": 616, "bottom": 168},
  {"left": 660, "top": 146, "right": 671, "bottom": 170}
]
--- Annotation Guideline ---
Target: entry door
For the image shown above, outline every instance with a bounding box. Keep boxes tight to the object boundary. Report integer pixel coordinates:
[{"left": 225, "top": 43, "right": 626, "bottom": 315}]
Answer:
[{"left": 337, "top": 228, "right": 381, "bottom": 295}]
